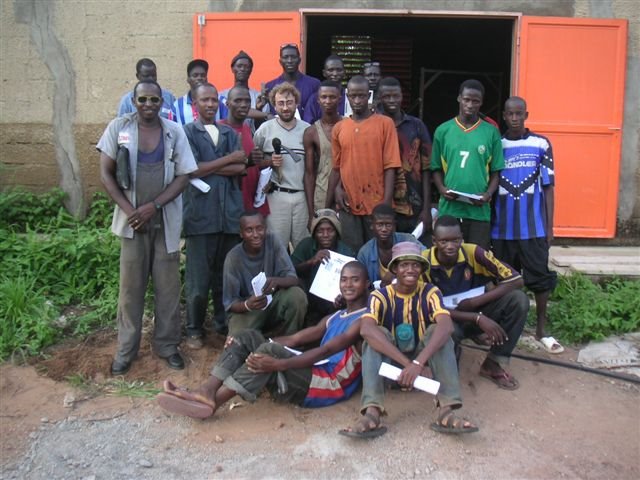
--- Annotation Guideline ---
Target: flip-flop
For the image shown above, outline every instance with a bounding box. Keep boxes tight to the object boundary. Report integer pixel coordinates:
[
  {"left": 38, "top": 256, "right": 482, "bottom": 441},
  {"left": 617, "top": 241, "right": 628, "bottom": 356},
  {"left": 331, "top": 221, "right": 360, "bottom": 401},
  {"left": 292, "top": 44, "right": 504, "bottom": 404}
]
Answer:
[
  {"left": 338, "top": 412, "right": 387, "bottom": 439},
  {"left": 157, "top": 392, "right": 214, "bottom": 419},
  {"left": 163, "top": 380, "right": 216, "bottom": 409},
  {"left": 479, "top": 369, "right": 520, "bottom": 390},
  {"left": 430, "top": 411, "right": 479, "bottom": 435},
  {"left": 540, "top": 336, "right": 564, "bottom": 354}
]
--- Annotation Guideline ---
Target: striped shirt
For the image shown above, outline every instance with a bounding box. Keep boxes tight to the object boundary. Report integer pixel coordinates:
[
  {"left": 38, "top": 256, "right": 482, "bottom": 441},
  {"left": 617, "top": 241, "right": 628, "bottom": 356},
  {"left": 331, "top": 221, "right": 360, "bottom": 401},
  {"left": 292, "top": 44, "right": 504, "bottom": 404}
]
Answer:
[
  {"left": 303, "top": 308, "right": 364, "bottom": 408},
  {"left": 491, "top": 130, "right": 555, "bottom": 240},
  {"left": 422, "top": 243, "right": 521, "bottom": 296},
  {"left": 363, "top": 284, "right": 449, "bottom": 342}
]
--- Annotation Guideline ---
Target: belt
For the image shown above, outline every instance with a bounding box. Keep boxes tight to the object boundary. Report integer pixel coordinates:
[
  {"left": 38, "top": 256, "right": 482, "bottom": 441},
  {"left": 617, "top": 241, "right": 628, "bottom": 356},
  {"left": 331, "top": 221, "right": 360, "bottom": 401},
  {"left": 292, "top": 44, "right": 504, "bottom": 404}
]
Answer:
[{"left": 271, "top": 186, "right": 302, "bottom": 194}]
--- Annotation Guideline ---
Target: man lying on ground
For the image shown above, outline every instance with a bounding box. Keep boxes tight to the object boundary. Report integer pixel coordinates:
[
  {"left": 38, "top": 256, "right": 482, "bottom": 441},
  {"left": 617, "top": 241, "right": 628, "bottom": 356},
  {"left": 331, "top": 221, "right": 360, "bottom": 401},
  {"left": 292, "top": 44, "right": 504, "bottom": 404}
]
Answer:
[
  {"left": 341, "top": 242, "right": 478, "bottom": 438},
  {"left": 157, "top": 261, "right": 370, "bottom": 418}
]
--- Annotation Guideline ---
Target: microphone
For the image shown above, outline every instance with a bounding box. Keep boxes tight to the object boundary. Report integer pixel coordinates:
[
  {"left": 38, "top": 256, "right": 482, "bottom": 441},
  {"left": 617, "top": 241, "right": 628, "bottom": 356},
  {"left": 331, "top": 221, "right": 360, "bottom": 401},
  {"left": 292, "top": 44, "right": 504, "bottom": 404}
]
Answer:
[{"left": 272, "top": 138, "right": 282, "bottom": 155}]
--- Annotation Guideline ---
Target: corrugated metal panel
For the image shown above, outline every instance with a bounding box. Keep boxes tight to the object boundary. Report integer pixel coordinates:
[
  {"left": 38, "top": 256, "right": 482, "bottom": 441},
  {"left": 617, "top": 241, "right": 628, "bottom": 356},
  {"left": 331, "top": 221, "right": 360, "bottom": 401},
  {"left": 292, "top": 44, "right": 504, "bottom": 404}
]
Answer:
[
  {"left": 373, "top": 37, "right": 412, "bottom": 110},
  {"left": 331, "top": 35, "right": 372, "bottom": 87}
]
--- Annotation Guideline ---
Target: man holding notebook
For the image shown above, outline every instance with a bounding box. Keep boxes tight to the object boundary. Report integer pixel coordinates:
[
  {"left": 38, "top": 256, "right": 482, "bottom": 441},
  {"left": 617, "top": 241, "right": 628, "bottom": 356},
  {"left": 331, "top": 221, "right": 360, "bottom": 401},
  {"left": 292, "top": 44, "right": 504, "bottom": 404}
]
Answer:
[{"left": 430, "top": 79, "right": 504, "bottom": 249}]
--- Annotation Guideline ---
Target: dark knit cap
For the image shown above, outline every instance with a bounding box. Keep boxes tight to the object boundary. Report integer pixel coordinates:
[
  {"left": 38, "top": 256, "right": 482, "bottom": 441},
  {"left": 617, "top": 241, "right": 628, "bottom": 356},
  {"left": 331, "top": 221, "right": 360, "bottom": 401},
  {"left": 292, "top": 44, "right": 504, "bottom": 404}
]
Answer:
[{"left": 230, "top": 50, "right": 253, "bottom": 68}]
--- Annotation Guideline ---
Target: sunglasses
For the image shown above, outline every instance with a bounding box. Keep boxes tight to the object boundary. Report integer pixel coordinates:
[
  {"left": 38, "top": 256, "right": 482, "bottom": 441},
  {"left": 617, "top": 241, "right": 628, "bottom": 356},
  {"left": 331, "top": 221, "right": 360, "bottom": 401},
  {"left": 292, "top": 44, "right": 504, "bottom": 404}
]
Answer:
[
  {"left": 363, "top": 62, "right": 380, "bottom": 68},
  {"left": 136, "top": 96, "right": 162, "bottom": 105}
]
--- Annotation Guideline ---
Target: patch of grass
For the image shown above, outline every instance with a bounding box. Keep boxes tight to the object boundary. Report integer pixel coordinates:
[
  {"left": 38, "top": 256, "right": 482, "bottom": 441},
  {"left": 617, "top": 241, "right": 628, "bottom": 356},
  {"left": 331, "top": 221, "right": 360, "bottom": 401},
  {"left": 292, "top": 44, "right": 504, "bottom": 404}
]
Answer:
[
  {"left": 103, "top": 379, "right": 161, "bottom": 398},
  {"left": 0, "top": 189, "right": 120, "bottom": 360},
  {"left": 548, "top": 273, "right": 640, "bottom": 344}
]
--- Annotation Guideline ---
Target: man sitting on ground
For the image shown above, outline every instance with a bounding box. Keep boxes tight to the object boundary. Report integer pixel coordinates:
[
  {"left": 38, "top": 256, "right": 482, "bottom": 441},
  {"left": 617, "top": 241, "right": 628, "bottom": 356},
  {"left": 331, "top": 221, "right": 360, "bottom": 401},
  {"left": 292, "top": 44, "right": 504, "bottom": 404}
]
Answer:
[
  {"left": 357, "top": 203, "right": 423, "bottom": 286},
  {"left": 422, "top": 215, "right": 528, "bottom": 390},
  {"left": 291, "top": 209, "right": 355, "bottom": 325},
  {"left": 157, "top": 261, "right": 370, "bottom": 418},
  {"left": 341, "top": 242, "right": 478, "bottom": 438},
  {"left": 223, "top": 211, "right": 307, "bottom": 336}
]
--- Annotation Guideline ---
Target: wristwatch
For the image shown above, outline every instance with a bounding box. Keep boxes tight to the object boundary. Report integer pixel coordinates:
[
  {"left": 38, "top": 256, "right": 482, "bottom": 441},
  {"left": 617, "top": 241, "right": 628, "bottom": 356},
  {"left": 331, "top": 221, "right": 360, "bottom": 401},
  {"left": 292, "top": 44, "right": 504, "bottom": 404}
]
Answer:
[{"left": 154, "top": 202, "right": 162, "bottom": 212}]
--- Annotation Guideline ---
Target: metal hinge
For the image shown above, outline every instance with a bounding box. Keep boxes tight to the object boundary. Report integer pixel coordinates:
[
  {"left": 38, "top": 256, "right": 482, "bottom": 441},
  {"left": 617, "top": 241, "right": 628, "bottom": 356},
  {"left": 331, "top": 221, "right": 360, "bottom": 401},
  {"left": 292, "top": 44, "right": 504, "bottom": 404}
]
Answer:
[{"left": 197, "top": 14, "right": 205, "bottom": 26}]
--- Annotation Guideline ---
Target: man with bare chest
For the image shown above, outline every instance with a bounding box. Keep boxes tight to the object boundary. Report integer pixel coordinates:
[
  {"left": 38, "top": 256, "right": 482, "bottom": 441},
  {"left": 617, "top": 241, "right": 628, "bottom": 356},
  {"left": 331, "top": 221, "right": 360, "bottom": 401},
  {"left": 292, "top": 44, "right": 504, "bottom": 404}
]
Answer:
[{"left": 303, "top": 80, "right": 342, "bottom": 226}]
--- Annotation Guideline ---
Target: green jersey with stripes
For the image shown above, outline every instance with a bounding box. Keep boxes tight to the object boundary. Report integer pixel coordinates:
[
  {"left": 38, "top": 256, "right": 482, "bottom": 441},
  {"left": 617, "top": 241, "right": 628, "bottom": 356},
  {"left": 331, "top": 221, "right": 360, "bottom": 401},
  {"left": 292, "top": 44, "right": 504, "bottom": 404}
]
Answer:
[{"left": 430, "top": 118, "right": 504, "bottom": 221}]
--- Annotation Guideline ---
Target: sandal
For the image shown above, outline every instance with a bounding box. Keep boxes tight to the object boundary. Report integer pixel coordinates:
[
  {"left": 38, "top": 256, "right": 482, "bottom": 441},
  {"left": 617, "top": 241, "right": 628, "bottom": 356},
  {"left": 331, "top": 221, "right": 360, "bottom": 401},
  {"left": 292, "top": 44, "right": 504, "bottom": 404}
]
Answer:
[
  {"left": 338, "top": 412, "right": 387, "bottom": 439},
  {"left": 479, "top": 368, "right": 520, "bottom": 390},
  {"left": 430, "top": 410, "right": 479, "bottom": 434},
  {"left": 162, "top": 380, "right": 216, "bottom": 409}
]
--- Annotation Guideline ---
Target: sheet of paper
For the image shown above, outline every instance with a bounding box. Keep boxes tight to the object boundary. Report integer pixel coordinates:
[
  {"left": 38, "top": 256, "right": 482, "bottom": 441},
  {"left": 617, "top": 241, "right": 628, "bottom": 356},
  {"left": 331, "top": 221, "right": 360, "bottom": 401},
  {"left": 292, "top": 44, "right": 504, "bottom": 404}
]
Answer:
[
  {"left": 250, "top": 272, "right": 272, "bottom": 309},
  {"left": 447, "top": 189, "right": 483, "bottom": 205},
  {"left": 309, "top": 250, "right": 356, "bottom": 302},
  {"left": 378, "top": 362, "right": 440, "bottom": 395},
  {"left": 190, "top": 178, "right": 210, "bottom": 193},
  {"left": 442, "top": 286, "right": 485, "bottom": 309},
  {"left": 268, "top": 340, "right": 329, "bottom": 366},
  {"left": 411, "top": 222, "right": 424, "bottom": 239},
  {"left": 253, "top": 167, "right": 272, "bottom": 208}
]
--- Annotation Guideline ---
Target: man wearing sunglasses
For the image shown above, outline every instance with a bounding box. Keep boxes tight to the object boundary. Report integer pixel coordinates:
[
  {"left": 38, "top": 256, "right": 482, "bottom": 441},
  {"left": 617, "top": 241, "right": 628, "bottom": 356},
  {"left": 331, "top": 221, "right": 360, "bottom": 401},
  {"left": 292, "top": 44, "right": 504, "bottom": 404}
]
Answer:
[
  {"left": 173, "top": 59, "right": 209, "bottom": 125},
  {"left": 97, "top": 80, "right": 197, "bottom": 375},
  {"left": 265, "top": 44, "right": 320, "bottom": 119},
  {"left": 182, "top": 83, "right": 248, "bottom": 345},
  {"left": 117, "top": 58, "right": 175, "bottom": 120}
]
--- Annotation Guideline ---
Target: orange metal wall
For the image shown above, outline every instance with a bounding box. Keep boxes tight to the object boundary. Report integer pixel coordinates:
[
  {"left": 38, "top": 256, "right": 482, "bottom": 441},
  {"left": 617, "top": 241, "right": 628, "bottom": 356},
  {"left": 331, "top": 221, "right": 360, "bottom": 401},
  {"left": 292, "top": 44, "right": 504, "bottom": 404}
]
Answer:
[
  {"left": 518, "top": 16, "right": 628, "bottom": 238},
  {"left": 193, "top": 12, "right": 300, "bottom": 92}
]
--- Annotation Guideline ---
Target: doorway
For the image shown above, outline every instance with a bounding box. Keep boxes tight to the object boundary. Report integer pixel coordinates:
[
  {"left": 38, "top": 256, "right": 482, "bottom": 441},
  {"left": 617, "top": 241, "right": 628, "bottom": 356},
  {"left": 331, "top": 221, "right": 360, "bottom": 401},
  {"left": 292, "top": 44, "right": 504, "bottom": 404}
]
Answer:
[{"left": 303, "top": 13, "right": 515, "bottom": 134}]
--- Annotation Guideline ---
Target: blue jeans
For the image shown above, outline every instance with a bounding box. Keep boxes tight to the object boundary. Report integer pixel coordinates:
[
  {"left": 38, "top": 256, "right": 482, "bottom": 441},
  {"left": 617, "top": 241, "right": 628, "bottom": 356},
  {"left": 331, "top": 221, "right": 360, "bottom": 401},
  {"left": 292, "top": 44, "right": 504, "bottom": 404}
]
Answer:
[{"left": 360, "top": 325, "right": 462, "bottom": 414}]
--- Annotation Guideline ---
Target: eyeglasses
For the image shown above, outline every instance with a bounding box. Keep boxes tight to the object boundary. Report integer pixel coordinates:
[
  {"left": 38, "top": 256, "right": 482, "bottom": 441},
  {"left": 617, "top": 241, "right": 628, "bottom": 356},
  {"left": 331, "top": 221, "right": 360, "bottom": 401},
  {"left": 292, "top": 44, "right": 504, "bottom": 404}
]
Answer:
[
  {"left": 363, "top": 62, "right": 380, "bottom": 68},
  {"left": 136, "top": 96, "right": 162, "bottom": 105},
  {"left": 280, "top": 43, "right": 298, "bottom": 50}
]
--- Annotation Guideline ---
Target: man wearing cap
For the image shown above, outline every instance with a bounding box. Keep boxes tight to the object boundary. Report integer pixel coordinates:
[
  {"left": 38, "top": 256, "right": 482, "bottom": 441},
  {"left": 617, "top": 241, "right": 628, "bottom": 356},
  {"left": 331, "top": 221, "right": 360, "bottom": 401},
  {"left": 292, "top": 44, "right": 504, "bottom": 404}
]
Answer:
[
  {"left": 117, "top": 58, "right": 175, "bottom": 120},
  {"left": 173, "top": 59, "right": 209, "bottom": 125},
  {"left": 265, "top": 44, "right": 320, "bottom": 119},
  {"left": 217, "top": 51, "right": 271, "bottom": 129},
  {"left": 341, "top": 241, "right": 477, "bottom": 438},
  {"left": 422, "top": 215, "right": 528, "bottom": 390},
  {"left": 357, "top": 203, "right": 423, "bottom": 286},
  {"left": 291, "top": 209, "right": 355, "bottom": 325}
]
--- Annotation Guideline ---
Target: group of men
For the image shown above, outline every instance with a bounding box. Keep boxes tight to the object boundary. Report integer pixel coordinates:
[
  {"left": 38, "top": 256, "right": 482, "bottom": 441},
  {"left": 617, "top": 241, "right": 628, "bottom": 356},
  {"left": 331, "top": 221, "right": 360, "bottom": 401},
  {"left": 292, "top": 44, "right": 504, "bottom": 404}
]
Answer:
[{"left": 98, "top": 43, "right": 559, "bottom": 437}]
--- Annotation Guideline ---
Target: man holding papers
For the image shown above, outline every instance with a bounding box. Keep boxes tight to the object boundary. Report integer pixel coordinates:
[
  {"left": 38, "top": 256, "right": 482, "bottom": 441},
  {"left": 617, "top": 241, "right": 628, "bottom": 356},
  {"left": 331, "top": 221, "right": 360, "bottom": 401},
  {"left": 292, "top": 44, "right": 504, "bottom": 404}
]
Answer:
[
  {"left": 430, "top": 79, "right": 504, "bottom": 249},
  {"left": 291, "top": 209, "right": 354, "bottom": 325},
  {"left": 183, "top": 83, "right": 247, "bottom": 343},
  {"left": 223, "top": 211, "right": 307, "bottom": 336},
  {"left": 422, "top": 216, "right": 528, "bottom": 390},
  {"left": 342, "top": 242, "right": 478, "bottom": 438},
  {"left": 157, "top": 261, "right": 369, "bottom": 418}
]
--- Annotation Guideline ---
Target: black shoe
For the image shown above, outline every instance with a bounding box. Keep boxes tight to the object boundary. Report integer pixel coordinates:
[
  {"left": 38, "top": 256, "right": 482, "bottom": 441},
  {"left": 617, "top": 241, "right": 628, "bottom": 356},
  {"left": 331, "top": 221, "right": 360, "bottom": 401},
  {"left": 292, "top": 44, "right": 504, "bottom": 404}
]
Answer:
[
  {"left": 214, "top": 324, "right": 229, "bottom": 336},
  {"left": 164, "top": 353, "right": 185, "bottom": 370},
  {"left": 111, "top": 359, "right": 131, "bottom": 375}
]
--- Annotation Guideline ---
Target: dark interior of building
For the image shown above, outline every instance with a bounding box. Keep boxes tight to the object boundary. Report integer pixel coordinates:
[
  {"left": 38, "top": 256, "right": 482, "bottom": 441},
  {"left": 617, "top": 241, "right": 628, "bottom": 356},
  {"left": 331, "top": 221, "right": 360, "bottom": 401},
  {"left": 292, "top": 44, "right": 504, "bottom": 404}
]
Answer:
[{"left": 305, "top": 14, "right": 514, "bottom": 134}]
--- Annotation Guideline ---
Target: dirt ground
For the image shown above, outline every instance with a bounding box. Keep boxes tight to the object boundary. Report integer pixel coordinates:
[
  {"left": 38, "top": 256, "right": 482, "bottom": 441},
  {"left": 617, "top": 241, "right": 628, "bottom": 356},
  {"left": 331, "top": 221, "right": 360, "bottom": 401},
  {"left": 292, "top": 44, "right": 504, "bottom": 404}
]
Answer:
[{"left": 1, "top": 327, "right": 639, "bottom": 480}]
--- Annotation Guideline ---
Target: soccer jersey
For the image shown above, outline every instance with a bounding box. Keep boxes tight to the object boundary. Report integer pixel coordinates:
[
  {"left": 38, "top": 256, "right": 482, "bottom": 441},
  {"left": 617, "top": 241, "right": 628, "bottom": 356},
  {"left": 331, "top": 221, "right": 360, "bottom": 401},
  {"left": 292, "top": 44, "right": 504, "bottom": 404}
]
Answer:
[
  {"left": 491, "top": 130, "right": 555, "bottom": 240},
  {"left": 363, "top": 283, "right": 449, "bottom": 343},
  {"left": 422, "top": 243, "right": 521, "bottom": 296},
  {"left": 430, "top": 118, "right": 504, "bottom": 221},
  {"left": 303, "top": 308, "right": 364, "bottom": 408}
]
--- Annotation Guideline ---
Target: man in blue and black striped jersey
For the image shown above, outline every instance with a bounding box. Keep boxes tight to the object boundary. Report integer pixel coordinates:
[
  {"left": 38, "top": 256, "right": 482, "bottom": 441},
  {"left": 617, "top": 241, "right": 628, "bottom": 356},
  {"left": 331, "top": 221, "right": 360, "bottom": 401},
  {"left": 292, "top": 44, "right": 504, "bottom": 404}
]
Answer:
[{"left": 491, "top": 96, "right": 558, "bottom": 347}]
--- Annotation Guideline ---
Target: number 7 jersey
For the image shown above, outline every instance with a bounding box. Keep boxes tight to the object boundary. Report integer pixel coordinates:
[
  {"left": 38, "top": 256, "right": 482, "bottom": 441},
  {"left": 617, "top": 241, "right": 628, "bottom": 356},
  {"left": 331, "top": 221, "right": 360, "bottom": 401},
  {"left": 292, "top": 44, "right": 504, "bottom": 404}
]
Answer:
[{"left": 430, "top": 117, "right": 504, "bottom": 221}]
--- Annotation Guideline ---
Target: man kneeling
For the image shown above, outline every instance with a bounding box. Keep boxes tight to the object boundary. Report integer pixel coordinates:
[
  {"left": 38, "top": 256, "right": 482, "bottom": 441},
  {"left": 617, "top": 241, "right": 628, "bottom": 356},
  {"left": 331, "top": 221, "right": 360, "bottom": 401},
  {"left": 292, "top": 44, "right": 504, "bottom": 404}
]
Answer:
[
  {"left": 157, "top": 261, "right": 369, "bottom": 418},
  {"left": 341, "top": 242, "right": 478, "bottom": 438}
]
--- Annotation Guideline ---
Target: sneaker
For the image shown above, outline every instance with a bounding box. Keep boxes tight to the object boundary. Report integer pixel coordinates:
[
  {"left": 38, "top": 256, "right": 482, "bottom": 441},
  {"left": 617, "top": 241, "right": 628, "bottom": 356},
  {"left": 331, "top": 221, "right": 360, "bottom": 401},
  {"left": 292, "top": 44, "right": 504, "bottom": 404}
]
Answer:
[{"left": 185, "top": 335, "right": 204, "bottom": 350}]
